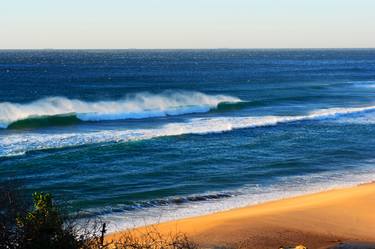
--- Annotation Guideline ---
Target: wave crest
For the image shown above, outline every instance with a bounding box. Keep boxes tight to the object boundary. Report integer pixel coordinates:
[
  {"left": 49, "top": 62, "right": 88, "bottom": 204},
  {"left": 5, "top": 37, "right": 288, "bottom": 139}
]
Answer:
[
  {"left": 0, "top": 91, "right": 241, "bottom": 128},
  {"left": 1, "top": 105, "right": 374, "bottom": 157}
]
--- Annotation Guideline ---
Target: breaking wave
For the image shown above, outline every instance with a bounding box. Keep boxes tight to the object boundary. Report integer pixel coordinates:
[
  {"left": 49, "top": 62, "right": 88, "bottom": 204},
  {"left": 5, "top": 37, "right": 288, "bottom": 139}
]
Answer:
[
  {"left": 0, "top": 91, "right": 241, "bottom": 129},
  {"left": 1, "top": 104, "right": 374, "bottom": 158},
  {"left": 7, "top": 114, "right": 81, "bottom": 129},
  {"left": 82, "top": 192, "right": 237, "bottom": 218}
]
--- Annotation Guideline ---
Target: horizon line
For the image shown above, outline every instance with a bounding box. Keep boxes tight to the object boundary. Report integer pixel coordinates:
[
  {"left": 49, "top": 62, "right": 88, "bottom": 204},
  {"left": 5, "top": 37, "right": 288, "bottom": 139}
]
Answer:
[{"left": 1, "top": 47, "right": 375, "bottom": 51}]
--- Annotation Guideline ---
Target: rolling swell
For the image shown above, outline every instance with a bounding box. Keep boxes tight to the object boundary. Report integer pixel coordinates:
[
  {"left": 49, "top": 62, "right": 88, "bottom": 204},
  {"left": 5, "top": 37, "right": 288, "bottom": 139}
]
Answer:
[
  {"left": 214, "top": 95, "right": 341, "bottom": 113},
  {"left": 3, "top": 95, "right": 356, "bottom": 129},
  {"left": 215, "top": 101, "right": 255, "bottom": 112}
]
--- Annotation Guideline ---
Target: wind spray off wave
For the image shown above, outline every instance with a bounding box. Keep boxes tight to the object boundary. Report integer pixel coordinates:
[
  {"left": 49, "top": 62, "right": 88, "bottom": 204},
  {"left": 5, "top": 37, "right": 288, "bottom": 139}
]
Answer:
[
  {"left": 0, "top": 91, "right": 241, "bottom": 128},
  {"left": 1, "top": 104, "right": 374, "bottom": 157}
]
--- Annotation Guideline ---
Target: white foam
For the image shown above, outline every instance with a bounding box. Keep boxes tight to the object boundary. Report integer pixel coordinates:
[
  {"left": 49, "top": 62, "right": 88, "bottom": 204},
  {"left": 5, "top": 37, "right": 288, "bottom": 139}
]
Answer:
[
  {"left": 101, "top": 161, "right": 375, "bottom": 232},
  {"left": 0, "top": 91, "right": 240, "bottom": 127},
  {"left": 0, "top": 105, "right": 374, "bottom": 158},
  {"left": 351, "top": 80, "right": 375, "bottom": 88},
  {"left": 77, "top": 105, "right": 212, "bottom": 121},
  {"left": 308, "top": 106, "right": 375, "bottom": 118},
  {"left": 335, "top": 111, "right": 375, "bottom": 124}
]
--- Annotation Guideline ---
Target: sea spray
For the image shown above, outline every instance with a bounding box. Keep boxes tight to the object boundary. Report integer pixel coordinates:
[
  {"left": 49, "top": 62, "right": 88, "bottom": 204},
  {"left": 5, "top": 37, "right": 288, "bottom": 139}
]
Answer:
[
  {"left": 1, "top": 104, "right": 374, "bottom": 158},
  {"left": 0, "top": 91, "right": 241, "bottom": 128}
]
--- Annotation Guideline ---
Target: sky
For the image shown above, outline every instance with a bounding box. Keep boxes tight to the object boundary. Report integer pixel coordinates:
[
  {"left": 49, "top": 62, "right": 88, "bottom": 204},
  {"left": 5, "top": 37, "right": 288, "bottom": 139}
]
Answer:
[{"left": 1, "top": 0, "right": 375, "bottom": 49}]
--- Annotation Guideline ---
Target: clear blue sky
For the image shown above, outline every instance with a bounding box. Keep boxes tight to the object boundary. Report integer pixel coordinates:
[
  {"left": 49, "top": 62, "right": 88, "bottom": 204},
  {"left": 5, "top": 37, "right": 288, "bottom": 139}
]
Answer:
[{"left": 1, "top": 0, "right": 374, "bottom": 49}]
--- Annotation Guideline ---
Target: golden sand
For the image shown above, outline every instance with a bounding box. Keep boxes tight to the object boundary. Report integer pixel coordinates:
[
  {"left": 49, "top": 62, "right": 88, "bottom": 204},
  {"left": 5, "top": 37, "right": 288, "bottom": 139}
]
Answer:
[{"left": 107, "top": 183, "right": 375, "bottom": 249}]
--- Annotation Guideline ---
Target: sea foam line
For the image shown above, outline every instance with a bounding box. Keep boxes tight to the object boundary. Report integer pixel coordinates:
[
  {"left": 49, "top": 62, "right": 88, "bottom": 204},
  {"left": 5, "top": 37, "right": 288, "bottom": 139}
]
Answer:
[
  {"left": 102, "top": 160, "right": 375, "bottom": 232},
  {"left": 0, "top": 91, "right": 241, "bottom": 128},
  {"left": 0, "top": 104, "right": 374, "bottom": 158}
]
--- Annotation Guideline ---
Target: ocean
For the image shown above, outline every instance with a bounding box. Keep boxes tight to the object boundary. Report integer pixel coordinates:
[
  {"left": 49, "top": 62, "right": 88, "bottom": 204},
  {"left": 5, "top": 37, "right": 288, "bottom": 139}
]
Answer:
[{"left": 0, "top": 49, "right": 374, "bottom": 231}]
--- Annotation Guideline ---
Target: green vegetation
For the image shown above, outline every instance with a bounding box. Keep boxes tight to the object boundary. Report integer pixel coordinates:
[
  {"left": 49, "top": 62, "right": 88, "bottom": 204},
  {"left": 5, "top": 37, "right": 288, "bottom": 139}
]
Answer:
[
  {"left": 0, "top": 184, "right": 197, "bottom": 249},
  {"left": 15, "top": 192, "right": 81, "bottom": 249}
]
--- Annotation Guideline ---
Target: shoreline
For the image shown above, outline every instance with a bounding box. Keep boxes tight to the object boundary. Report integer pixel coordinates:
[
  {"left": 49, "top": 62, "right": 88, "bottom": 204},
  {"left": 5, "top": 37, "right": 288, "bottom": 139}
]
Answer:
[{"left": 107, "top": 182, "right": 375, "bottom": 248}]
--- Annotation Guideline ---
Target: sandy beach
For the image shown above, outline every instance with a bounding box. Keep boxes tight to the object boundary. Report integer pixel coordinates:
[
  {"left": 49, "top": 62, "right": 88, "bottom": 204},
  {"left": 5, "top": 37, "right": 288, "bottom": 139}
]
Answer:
[{"left": 107, "top": 183, "right": 375, "bottom": 249}]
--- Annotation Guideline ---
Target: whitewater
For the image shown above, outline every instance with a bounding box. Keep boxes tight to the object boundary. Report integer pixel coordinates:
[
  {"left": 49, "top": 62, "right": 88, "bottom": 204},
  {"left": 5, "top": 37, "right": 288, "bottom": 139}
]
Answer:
[
  {"left": 1, "top": 49, "right": 375, "bottom": 234},
  {"left": 1, "top": 103, "right": 374, "bottom": 157},
  {"left": 0, "top": 91, "right": 240, "bottom": 128}
]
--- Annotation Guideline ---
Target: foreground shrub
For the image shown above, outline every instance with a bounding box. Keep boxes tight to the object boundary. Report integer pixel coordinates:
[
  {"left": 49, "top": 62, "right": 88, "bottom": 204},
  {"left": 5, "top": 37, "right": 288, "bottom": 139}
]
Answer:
[
  {"left": 0, "top": 187, "right": 197, "bottom": 249},
  {"left": 0, "top": 183, "right": 29, "bottom": 249},
  {"left": 16, "top": 192, "right": 81, "bottom": 249}
]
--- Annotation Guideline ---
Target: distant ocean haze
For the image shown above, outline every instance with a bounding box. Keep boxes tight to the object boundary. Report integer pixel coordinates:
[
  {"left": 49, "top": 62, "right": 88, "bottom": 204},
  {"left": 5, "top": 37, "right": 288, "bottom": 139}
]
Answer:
[{"left": 0, "top": 49, "right": 374, "bottom": 231}]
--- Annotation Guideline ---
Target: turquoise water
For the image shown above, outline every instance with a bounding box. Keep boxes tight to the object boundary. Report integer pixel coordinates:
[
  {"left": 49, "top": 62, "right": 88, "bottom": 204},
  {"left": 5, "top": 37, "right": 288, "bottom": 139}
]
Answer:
[{"left": 0, "top": 49, "right": 374, "bottom": 230}]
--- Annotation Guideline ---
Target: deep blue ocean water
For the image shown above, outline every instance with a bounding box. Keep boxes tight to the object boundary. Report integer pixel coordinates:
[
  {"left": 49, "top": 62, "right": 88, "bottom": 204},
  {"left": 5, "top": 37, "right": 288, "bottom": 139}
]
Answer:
[{"left": 0, "top": 49, "right": 374, "bottom": 230}]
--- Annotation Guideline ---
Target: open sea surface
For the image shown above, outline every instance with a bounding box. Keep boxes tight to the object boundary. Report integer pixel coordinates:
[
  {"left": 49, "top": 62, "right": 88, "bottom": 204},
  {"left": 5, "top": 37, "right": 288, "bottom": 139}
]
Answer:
[{"left": 0, "top": 49, "right": 374, "bottom": 231}]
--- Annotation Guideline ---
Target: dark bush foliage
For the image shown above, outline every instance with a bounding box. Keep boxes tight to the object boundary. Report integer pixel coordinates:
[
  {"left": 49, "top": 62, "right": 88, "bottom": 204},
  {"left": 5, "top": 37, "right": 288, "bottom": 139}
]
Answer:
[
  {"left": 15, "top": 192, "right": 82, "bottom": 249},
  {"left": 0, "top": 186, "right": 197, "bottom": 249},
  {"left": 0, "top": 183, "right": 28, "bottom": 249}
]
